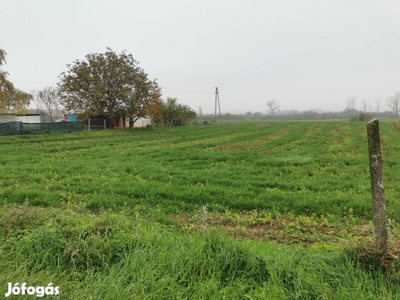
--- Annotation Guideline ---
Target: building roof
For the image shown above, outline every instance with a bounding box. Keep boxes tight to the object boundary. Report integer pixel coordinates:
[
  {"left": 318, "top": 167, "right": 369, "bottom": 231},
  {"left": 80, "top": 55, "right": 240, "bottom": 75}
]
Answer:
[
  {"left": 19, "top": 109, "right": 41, "bottom": 116},
  {"left": 0, "top": 109, "right": 41, "bottom": 116}
]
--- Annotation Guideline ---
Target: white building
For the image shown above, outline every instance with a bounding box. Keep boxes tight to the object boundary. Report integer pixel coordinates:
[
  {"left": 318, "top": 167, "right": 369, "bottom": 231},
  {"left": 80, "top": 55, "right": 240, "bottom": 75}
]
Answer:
[
  {"left": 0, "top": 109, "right": 41, "bottom": 123},
  {"left": 126, "top": 117, "right": 152, "bottom": 128}
]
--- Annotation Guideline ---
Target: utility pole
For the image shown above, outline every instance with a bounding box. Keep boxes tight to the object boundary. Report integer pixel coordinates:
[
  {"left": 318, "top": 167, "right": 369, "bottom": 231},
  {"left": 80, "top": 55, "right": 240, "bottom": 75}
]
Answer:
[{"left": 214, "top": 87, "right": 222, "bottom": 124}]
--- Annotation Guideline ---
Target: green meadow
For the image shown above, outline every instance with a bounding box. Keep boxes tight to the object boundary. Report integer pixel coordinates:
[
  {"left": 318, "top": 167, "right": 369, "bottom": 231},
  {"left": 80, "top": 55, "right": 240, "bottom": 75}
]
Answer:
[{"left": 1, "top": 121, "right": 400, "bottom": 299}]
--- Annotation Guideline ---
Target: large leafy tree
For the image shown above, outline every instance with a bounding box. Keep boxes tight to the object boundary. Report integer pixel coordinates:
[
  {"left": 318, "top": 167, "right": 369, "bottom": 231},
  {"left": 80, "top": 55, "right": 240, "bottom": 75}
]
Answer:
[
  {"left": 58, "top": 48, "right": 159, "bottom": 126},
  {"left": 0, "top": 47, "right": 31, "bottom": 115},
  {"left": 123, "top": 69, "right": 162, "bottom": 128}
]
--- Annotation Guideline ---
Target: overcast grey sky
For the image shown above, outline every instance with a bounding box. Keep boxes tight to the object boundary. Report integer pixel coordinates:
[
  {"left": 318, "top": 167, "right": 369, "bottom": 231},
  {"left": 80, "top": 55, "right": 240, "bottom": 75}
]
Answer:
[{"left": 1, "top": 0, "right": 400, "bottom": 114}]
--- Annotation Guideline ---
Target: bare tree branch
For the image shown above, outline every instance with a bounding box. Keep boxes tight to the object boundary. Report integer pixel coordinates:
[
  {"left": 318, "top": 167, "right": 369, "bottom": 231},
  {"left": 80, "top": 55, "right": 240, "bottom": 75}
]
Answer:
[
  {"left": 266, "top": 100, "right": 280, "bottom": 117},
  {"left": 386, "top": 92, "right": 400, "bottom": 116},
  {"left": 374, "top": 97, "right": 382, "bottom": 114},
  {"left": 361, "top": 99, "right": 369, "bottom": 113},
  {"left": 32, "top": 87, "right": 63, "bottom": 122},
  {"left": 347, "top": 97, "right": 357, "bottom": 112}
]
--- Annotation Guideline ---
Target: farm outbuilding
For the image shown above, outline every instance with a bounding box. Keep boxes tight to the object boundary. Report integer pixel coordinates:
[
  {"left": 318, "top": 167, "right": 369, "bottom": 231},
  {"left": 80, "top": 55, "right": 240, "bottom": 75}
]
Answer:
[
  {"left": 111, "top": 116, "right": 152, "bottom": 128},
  {"left": 129, "top": 117, "right": 152, "bottom": 128},
  {"left": 0, "top": 109, "right": 41, "bottom": 123},
  {"left": 84, "top": 116, "right": 152, "bottom": 129}
]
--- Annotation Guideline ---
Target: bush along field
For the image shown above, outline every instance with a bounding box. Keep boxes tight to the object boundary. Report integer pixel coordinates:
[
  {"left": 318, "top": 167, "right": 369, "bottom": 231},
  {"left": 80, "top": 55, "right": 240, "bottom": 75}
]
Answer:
[{"left": 1, "top": 120, "right": 400, "bottom": 298}]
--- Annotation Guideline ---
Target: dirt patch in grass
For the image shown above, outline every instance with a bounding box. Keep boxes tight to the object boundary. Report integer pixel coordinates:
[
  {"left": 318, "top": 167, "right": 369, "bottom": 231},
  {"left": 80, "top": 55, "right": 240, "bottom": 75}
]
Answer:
[{"left": 172, "top": 210, "right": 378, "bottom": 246}]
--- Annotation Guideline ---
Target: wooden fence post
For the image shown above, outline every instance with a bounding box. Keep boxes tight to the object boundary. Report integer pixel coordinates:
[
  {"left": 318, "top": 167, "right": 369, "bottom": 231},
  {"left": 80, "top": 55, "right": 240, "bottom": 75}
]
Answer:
[{"left": 366, "top": 119, "right": 388, "bottom": 253}]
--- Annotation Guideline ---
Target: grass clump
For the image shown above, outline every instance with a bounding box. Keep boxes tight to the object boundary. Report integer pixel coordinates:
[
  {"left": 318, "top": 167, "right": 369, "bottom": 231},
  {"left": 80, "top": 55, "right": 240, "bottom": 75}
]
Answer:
[{"left": 0, "top": 203, "right": 51, "bottom": 234}]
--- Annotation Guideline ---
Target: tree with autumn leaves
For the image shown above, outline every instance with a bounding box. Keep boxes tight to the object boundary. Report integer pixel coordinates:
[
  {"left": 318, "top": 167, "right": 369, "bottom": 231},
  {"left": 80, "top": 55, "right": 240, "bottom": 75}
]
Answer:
[
  {"left": 58, "top": 48, "right": 163, "bottom": 128},
  {"left": 0, "top": 47, "right": 32, "bottom": 115},
  {"left": 58, "top": 48, "right": 196, "bottom": 127}
]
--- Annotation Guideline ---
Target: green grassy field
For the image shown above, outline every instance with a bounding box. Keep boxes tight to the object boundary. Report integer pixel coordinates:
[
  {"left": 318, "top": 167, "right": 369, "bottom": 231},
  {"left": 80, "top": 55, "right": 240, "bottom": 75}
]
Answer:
[{"left": 1, "top": 121, "right": 400, "bottom": 299}]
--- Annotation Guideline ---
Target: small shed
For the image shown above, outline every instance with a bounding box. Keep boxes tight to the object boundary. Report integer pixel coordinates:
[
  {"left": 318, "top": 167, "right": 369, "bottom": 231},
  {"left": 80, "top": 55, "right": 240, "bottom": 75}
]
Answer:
[
  {"left": 0, "top": 109, "right": 41, "bottom": 123},
  {"left": 128, "top": 117, "right": 152, "bottom": 128}
]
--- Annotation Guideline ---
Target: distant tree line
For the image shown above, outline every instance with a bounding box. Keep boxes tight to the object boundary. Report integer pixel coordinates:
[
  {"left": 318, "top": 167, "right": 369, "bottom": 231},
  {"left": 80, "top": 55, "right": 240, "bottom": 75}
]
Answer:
[
  {"left": 197, "top": 108, "right": 397, "bottom": 123},
  {"left": 201, "top": 95, "right": 400, "bottom": 123}
]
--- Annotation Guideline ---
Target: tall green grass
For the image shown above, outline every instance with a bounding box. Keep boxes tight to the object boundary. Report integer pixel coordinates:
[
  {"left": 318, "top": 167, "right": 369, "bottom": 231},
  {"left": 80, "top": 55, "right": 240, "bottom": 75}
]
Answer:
[{"left": 1, "top": 204, "right": 399, "bottom": 299}]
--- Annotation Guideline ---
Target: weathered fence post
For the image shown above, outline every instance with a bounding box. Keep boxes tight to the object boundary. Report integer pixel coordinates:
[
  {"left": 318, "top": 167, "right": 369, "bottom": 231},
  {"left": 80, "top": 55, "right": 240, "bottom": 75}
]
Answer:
[{"left": 366, "top": 119, "right": 388, "bottom": 253}]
